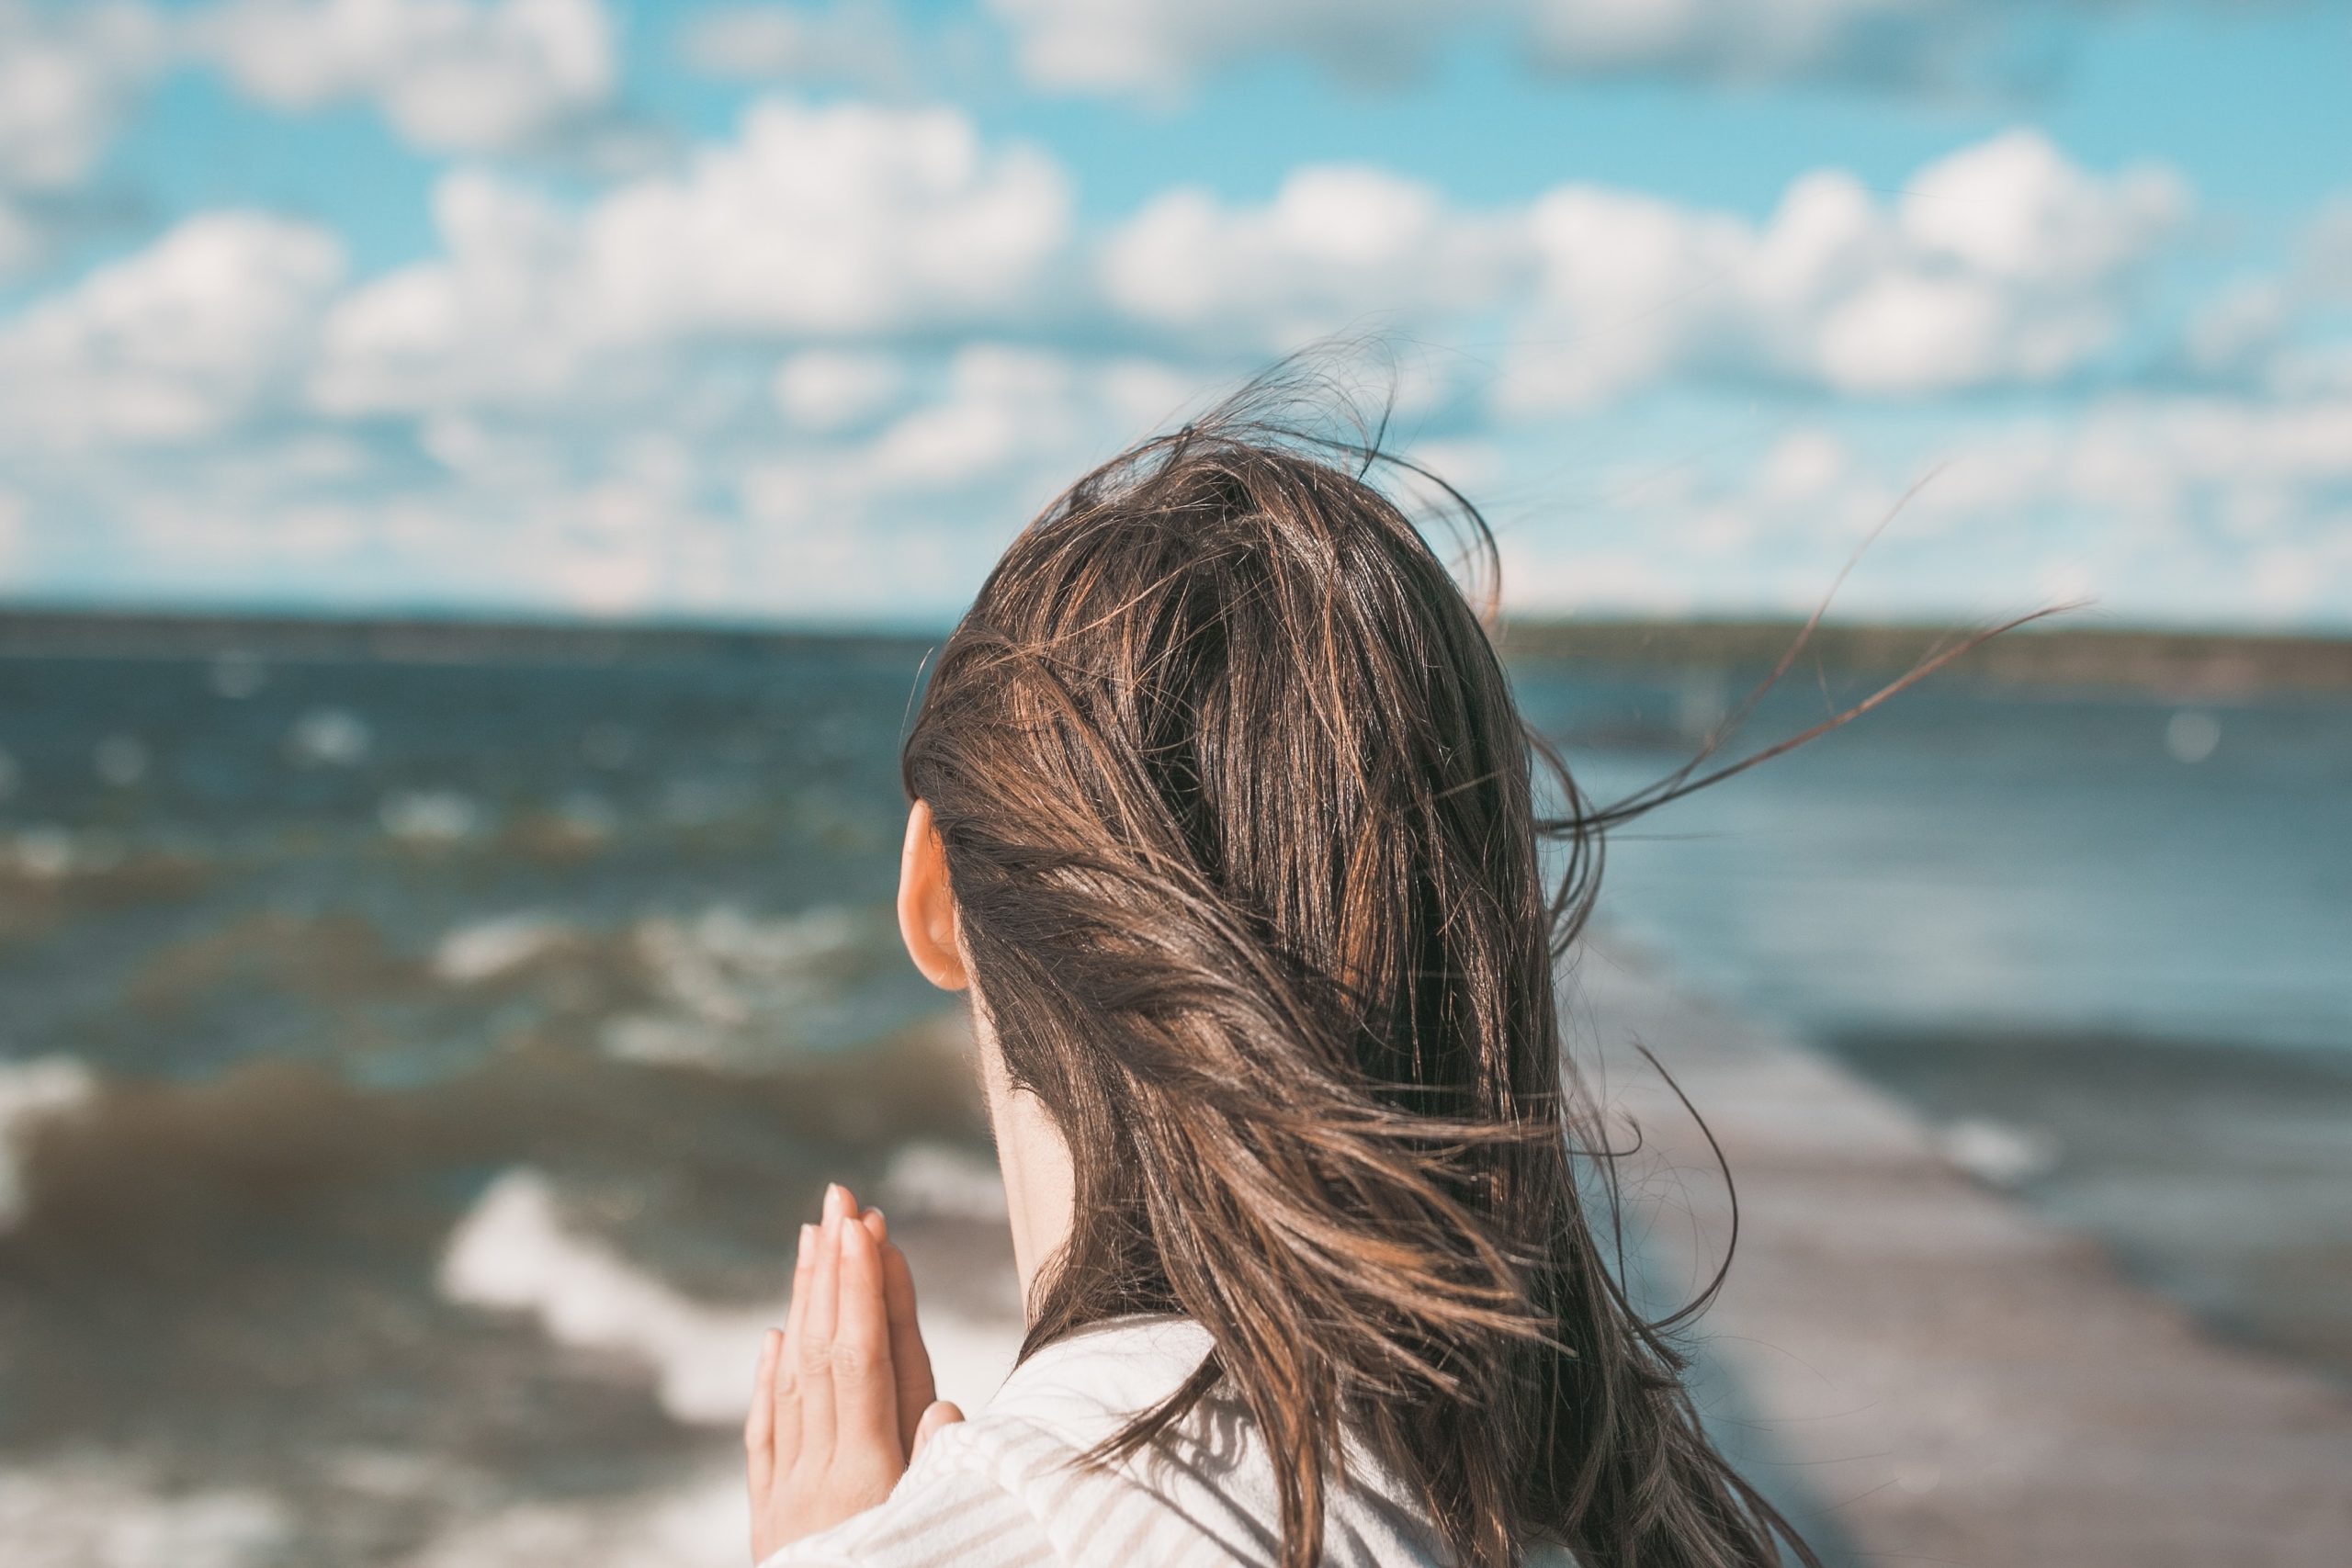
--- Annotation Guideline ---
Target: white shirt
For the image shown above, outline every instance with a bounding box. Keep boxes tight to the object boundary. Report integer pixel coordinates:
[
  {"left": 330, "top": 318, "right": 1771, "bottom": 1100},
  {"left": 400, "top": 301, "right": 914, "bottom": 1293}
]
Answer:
[{"left": 759, "top": 1315, "right": 1454, "bottom": 1567}]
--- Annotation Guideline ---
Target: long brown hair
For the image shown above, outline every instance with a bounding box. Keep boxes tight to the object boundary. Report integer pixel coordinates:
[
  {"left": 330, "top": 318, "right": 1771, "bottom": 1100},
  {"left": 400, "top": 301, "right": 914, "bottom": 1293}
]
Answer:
[{"left": 901, "top": 356, "right": 2039, "bottom": 1567}]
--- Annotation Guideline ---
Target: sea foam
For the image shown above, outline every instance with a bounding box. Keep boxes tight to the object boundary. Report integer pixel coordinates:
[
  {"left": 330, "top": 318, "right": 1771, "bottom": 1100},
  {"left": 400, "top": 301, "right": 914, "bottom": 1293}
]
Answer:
[
  {"left": 438, "top": 1168, "right": 1020, "bottom": 1426},
  {"left": 0, "top": 1459, "right": 289, "bottom": 1568},
  {"left": 431, "top": 912, "right": 571, "bottom": 984},
  {"left": 0, "top": 1055, "right": 96, "bottom": 1231}
]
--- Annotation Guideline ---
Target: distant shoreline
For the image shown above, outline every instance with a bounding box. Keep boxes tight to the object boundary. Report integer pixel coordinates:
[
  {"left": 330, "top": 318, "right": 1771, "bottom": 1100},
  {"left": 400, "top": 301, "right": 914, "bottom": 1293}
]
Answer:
[
  {"left": 3, "top": 606, "right": 2349, "bottom": 694},
  {"left": 0, "top": 608, "right": 942, "bottom": 668},
  {"left": 1498, "top": 617, "right": 2352, "bottom": 695}
]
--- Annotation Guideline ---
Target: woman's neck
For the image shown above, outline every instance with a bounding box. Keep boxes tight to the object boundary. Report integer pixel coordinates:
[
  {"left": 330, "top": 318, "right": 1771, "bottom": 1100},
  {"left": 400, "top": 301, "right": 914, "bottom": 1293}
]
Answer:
[{"left": 975, "top": 1014, "right": 1075, "bottom": 1314}]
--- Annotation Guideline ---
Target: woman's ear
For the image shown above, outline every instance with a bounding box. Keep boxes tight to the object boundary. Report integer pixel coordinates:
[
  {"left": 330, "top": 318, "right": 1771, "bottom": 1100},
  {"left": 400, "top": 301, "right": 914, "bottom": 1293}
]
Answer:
[{"left": 897, "top": 799, "right": 968, "bottom": 992}]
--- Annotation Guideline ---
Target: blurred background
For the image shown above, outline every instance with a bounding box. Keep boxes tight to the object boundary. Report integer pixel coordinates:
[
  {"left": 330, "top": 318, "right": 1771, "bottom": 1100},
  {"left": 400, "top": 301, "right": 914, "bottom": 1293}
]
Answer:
[{"left": 0, "top": 2, "right": 2347, "bottom": 1564}]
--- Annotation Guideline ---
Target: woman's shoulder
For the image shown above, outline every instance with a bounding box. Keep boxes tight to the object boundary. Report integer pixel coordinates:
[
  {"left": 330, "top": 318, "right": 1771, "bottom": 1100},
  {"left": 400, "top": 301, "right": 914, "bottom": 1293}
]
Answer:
[
  {"left": 982, "top": 1314, "right": 1217, "bottom": 1436},
  {"left": 768, "top": 1314, "right": 1459, "bottom": 1568},
  {"left": 757, "top": 1317, "right": 1213, "bottom": 1568},
  {"left": 898, "top": 1314, "right": 1218, "bottom": 1515},
  {"left": 959, "top": 1314, "right": 1453, "bottom": 1568}
]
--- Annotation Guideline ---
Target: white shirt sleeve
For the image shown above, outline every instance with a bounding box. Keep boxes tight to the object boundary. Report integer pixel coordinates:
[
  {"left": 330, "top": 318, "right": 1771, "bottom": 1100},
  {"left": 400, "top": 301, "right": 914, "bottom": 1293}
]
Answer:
[{"left": 755, "top": 1426, "right": 1063, "bottom": 1568}]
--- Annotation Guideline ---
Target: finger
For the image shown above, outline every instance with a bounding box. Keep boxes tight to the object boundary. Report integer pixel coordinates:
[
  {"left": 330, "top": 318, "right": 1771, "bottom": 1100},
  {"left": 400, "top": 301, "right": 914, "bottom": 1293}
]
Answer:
[
  {"left": 879, "top": 1238, "right": 936, "bottom": 1454},
  {"left": 745, "top": 1326, "right": 782, "bottom": 1492},
  {"left": 911, "top": 1401, "right": 965, "bottom": 1459},
  {"left": 780, "top": 1224, "right": 818, "bottom": 1384},
  {"left": 834, "top": 1208, "right": 900, "bottom": 1457},
  {"left": 796, "top": 1189, "right": 845, "bottom": 1455},
  {"left": 773, "top": 1224, "right": 816, "bottom": 1469},
  {"left": 856, "top": 1205, "right": 935, "bottom": 1457}
]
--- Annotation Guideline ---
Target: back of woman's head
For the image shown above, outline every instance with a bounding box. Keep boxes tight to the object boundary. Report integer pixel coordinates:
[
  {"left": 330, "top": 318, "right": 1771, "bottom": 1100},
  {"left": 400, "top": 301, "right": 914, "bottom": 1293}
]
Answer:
[{"left": 901, "top": 364, "right": 1812, "bottom": 1568}]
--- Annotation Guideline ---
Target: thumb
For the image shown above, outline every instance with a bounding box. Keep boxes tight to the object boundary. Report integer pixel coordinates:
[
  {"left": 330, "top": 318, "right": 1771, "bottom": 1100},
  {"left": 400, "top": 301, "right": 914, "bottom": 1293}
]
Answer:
[{"left": 910, "top": 1400, "right": 964, "bottom": 1458}]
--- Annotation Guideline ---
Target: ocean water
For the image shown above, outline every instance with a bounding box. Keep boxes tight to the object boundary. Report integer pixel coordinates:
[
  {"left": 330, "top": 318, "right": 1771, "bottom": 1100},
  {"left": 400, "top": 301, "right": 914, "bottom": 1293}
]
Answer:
[
  {"left": 1515, "top": 657, "right": 2352, "bottom": 1378},
  {"left": 0, "top": 633, "right": 2346, "bottom": 1563},
  {"left": 0, "top": 638, "right": 1009, "bottom": 1567},
  {"left": 1515, "top": 664, "right": 2352, "bottom": 1056}
]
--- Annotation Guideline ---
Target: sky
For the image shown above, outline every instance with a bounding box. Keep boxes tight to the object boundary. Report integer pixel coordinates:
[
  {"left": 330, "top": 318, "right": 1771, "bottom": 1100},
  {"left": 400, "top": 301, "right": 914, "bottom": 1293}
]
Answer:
[{"left": 0, "top": 0, "right": 2346, "bottom": 630}]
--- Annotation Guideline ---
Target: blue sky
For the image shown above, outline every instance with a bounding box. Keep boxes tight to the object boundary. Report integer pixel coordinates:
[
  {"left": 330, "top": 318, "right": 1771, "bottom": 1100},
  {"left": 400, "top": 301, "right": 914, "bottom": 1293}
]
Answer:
[{"left": 0, "top": 0, "right": 2346, "bottom": 629}]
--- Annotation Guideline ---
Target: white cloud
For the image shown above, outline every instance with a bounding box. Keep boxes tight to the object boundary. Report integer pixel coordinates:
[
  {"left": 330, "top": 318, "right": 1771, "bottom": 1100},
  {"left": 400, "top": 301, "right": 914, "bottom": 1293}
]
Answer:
[
  {"left": 0, "top": 68, "right": 2329, "bottom": 631},
  {"left": 985, "top": 0, "right": 1455, "bottom": 96},
  {"left": 678, "top": 1, "right": 915, "bottom": 93},
  {"left": 1517, "top": 0, "right": 1983, "bottom": 85},
  {"left": 1498, "top": 393, "right": 2352, "bottom": 626},
  {"left": 0, "top": 308, "right": 1204, "bottom": 619},
  {"left": 744, "top": 343, "right": 1194, "bottom": 517},
  {"left": 2181, "top": 194, "right": 2352, "bottom": 395},
  {"left": 94, "top": 441, "right": 747, "bottom": 619},
  {"left": 1502, "top": 183, "right": 1748, "bottom": 408},
  {"left": 312, "top": 97, "right": 1073, "bottom": 415},
  {"left": 773, "top": 348, "right": 906, "bottom": 431},
  {"left": 1897, "top": 129, "right": 2179, "bottom": 286},
  {"left": 1511, "top": 130, "right": 2185, "bottom": 406},
  {"left": 0, "top": 1, "right": 167, "bottom": 276},
  {"left": 1103, "top": 165, "right": 1532, "bottom": 344},
  {"left": 188, "top": 0, "right": 617, "bottom": 154},
  {"left": 0, "top": 196, "right": 40, "bottom": 276},
  {"left": 0, "top": 485, "right": 25, "bottom": 583},
  {"left": 2300, "top": 198, "right": 2352, "bottom": 301},
  {"left": 0, "top": 2, "right": 164, "bottom": 191},
  {"left": 0, "top": 211, "right": 346, "bottom": 450},
  {"left": 986, "top": 0, "right": 2127, "bottom": 98},
  {"left": 0, "top": 101, "right": 1100, "bottom": 621},
  {"left": 0, "top": 0, "right": 630, "bottom": 178},
  {"left": 736, "top": 344, "right": 1200, "bottom": 606},
  {"left": 1097, "top": 131, "right": 2182, "bottom": 405}
]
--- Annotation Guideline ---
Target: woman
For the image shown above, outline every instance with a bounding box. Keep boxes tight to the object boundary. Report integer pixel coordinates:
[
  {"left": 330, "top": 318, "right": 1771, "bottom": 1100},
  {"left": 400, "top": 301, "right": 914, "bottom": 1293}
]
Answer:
[{"left": 742, "top": 369, "right": 1834, "bottom": 1568}]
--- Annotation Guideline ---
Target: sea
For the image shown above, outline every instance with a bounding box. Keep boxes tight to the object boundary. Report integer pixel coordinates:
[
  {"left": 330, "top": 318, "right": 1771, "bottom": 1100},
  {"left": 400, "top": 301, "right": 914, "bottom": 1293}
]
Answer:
[{"left": 0, "top": 628, "right": 2346, "bottom": 1565}]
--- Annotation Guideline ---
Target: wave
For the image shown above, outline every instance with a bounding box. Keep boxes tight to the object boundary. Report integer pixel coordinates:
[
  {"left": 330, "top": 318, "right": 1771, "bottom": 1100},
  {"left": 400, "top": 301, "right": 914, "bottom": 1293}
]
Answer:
[
  {"left": 0, "top": 1055, "right": 96, "bottom": 1231},
  {"left": 1938, "top": 1115, "right": 2060, "bottom": 1188},
  {"left": 384, "top": 1464, "right": 743, "bottom": 1568},
  {"left": 430, "top": 913, "right": 574, "bottom": 985},
  {"left": 413, "top": 900, "right": 894, "bottom": 1070},
  {"left": 0, "top": 1459, "right": 291, "bottom": 1568},
  {"left": 439, "top": 1166, "right": 1022, "bottom": 1427}
]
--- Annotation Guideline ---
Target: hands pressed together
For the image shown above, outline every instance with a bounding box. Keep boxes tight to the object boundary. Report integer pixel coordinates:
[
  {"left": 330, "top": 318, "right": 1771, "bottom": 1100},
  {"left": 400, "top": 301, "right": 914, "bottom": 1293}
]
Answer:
[{"left": 745, "top": 1182, "right": 962, "bottom": 1563}]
